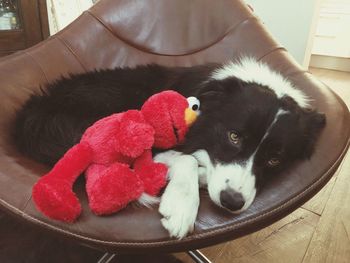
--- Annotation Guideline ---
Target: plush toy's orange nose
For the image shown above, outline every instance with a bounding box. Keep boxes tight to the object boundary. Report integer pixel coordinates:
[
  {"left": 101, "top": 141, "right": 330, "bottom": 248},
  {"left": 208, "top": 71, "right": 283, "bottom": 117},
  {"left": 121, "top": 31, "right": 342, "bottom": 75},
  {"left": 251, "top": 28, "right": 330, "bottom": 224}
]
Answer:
[{"left": 185, "top": 108, "right": 198, "bottom": 126}]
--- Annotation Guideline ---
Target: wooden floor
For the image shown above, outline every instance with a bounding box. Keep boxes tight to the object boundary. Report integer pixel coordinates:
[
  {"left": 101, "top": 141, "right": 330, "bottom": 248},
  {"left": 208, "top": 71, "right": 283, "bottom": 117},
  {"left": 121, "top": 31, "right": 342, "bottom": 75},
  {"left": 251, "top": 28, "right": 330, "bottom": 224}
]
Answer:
[{"left": 174, "top": 68, "right": 350, "bottom": 263}]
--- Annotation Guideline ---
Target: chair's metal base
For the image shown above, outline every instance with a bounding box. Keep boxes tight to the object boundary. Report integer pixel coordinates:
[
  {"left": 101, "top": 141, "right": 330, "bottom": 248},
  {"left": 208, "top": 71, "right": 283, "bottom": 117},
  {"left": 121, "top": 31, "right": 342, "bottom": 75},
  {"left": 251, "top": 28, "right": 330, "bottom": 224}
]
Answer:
[
  {"left": 187, "top": 250, "right": 212, "bottom": 263},
  {"left": 97, "top": 249, "right": 212, "bottom": 263},
  {"left": 97, "top": 252, "right": 115, "bottom": 263}
]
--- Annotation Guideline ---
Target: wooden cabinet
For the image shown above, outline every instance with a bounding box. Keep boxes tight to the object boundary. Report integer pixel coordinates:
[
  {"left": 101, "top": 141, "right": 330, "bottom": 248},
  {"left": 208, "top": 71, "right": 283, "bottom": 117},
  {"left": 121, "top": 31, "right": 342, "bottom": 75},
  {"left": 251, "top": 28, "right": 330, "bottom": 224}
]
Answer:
[{"left": 0, "top": 0, "right": 49, "bottom": 57}]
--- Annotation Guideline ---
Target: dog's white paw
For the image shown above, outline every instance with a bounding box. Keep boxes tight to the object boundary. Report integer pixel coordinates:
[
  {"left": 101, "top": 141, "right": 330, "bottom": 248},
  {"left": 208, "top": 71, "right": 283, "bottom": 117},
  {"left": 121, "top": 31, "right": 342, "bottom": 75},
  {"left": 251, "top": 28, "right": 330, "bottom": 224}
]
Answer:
[
  {"left": 158, "top": 154, "right": 200, "bottom": 238},
  {"left": 159, "top": 179, "right": 199, "bottom": 239},
  {"left": 159, "top": 192, "right": 199, "bottom": 239}
]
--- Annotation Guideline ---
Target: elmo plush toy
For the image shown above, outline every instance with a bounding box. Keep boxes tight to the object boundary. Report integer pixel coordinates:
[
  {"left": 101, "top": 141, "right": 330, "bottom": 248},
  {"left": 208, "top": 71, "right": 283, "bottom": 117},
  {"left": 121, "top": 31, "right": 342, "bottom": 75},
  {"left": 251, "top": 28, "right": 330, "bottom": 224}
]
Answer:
[{"left": 32, "top": 91, "right": 200, "bottom": 222}]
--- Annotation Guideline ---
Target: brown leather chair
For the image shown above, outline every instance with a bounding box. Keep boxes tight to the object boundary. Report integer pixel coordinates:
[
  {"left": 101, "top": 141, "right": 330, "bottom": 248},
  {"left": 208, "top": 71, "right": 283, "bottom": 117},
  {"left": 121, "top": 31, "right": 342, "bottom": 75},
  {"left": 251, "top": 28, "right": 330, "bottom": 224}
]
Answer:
[{"left": 0, "top": 0, "right": 349, "bottom": 262}]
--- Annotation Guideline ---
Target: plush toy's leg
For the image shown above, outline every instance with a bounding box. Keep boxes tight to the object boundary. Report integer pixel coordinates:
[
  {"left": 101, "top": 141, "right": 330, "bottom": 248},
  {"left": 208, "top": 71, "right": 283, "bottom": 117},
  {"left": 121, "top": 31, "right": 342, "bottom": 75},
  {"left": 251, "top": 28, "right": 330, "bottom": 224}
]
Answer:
[
  {"left": 86, "top": 163, "right": 144, "bottom": 215},
  {"left": 32, "top": 142, "right": 93, "bottom": 222},
  {"left": 133, "top": 150, "right": 168, "bottom": 196}
]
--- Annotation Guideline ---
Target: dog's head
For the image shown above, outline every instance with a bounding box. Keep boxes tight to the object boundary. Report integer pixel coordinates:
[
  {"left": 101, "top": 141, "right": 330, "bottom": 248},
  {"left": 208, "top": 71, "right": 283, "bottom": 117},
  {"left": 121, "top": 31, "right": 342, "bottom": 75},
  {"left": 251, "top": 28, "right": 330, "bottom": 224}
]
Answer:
[{"left": 179, "top": 58, "right": 326, "bottom": 213}]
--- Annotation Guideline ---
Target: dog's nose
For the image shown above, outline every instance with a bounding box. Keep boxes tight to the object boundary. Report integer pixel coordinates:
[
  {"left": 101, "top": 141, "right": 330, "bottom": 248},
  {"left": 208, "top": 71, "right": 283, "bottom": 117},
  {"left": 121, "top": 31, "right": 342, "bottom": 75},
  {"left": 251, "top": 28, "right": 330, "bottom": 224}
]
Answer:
[{"left": 220, "top": 189, "right": 245, "bottom": 211}]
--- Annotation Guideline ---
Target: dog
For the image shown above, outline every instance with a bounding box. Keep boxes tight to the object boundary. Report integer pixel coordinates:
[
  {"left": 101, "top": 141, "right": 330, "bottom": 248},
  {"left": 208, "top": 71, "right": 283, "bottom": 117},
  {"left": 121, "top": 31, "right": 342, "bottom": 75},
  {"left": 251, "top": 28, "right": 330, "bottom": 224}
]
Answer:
[{"left": 13, "top": 57, "right": 326, "bottom": 238}]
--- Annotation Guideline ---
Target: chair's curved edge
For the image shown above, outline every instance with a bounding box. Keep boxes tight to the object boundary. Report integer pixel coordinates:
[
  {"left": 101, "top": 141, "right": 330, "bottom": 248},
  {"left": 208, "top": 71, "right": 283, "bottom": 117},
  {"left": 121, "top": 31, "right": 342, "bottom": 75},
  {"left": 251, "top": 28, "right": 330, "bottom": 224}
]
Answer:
[
  {"left": 87, "top": 0, "right": 257, "bottom": 57},
  {"left": 0, "top": 138, "right": 347, "bottom": 254},
  {"left": 1, "top": 83, "right": 349, "bottom": 254},
  {"left": 85, "top": 9, "right": 257, "bottom": 57}
]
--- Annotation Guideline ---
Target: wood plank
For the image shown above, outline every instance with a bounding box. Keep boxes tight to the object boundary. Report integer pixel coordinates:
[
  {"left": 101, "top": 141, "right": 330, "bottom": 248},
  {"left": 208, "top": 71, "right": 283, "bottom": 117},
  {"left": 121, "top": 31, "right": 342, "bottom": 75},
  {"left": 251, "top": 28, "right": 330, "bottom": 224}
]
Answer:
[
  {"left": 0, "top": 30, "right": 26, "bottom": 51},
  {"left": 302, "top": 175, "right": 337, "bottom": 215},
  {"left": 38, "top": 0, "right": 50, "bottom": 39},
  {"left": 20, "top": 0, "right": 43, "bottom": 47},
  {"left": 302, "top": 151, "right": 350, "bottom": 263},
  {"left": 309, "top": 67, "right": 350, "bottom": 109},
  {"left": 174, "top": 208, "right": 319, "bottom": 263}
]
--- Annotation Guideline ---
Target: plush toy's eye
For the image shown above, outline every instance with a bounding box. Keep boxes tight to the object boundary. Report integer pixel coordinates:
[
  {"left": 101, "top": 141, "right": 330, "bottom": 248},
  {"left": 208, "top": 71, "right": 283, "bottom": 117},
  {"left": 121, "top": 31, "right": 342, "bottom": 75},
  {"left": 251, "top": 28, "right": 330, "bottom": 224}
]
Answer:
[{"left": 187, "top": 97, "right": 200, "bottom": 112}]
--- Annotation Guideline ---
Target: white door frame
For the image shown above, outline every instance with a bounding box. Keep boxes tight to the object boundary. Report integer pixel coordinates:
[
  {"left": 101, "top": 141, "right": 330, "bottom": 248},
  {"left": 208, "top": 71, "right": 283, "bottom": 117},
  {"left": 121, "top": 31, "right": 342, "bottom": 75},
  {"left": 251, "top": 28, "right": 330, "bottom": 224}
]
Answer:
[{"left": 303, "top": 0, "right": 323, "bottom": 68}]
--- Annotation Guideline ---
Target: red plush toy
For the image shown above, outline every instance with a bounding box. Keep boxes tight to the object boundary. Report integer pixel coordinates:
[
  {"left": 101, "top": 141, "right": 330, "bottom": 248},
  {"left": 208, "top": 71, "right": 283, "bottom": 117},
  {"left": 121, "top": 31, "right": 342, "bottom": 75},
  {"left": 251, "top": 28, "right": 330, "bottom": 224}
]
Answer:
[{"left": 32, "top": 91, "right": 200, "bottom": 222}]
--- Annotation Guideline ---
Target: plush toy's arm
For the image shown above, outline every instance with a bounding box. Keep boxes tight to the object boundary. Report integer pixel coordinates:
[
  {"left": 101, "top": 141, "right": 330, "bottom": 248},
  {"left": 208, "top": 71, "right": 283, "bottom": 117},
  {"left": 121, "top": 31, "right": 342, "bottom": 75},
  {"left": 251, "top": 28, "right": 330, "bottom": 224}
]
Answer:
[
  {"left": 133, "top": 150, "right": 168, "bottom": 196},
  {"left": 116, "top": 110, "right": 155, "bottom": 158}
]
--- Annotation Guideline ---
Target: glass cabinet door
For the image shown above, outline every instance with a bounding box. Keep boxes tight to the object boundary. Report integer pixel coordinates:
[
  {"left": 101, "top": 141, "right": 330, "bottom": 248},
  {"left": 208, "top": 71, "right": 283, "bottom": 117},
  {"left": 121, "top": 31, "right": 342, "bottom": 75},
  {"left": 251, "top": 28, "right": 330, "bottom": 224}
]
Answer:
[
  {"left": 0, "top": 0, "right": 20, "bottom": 30},
  {"left": 0, "top": 0, "right": 49, "bottom": 57}
]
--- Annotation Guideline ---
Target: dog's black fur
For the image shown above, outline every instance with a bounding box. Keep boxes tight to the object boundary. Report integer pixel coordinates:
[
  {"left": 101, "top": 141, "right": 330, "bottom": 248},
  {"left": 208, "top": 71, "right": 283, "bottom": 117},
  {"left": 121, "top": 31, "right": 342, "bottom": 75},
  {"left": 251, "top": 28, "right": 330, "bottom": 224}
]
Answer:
[
  {"left": 13, "top": 63, "right": 325, "bottom": 192},
  {"left": 13, "top": 64, "right": 216, "bottom": 165}
]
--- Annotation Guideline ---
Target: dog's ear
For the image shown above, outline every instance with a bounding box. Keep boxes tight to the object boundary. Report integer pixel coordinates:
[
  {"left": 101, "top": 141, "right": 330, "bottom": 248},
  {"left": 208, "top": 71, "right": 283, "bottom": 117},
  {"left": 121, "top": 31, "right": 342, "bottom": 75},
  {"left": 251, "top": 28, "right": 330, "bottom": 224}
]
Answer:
[
  {"left": 197, "top": 77, "right": 242, "bottom": 104},
  {"left": 300, "top": 110, "right": 326, "bottom": 159},
  {"left": 280, "top": 96, "right": 300, "bottom": 112}
]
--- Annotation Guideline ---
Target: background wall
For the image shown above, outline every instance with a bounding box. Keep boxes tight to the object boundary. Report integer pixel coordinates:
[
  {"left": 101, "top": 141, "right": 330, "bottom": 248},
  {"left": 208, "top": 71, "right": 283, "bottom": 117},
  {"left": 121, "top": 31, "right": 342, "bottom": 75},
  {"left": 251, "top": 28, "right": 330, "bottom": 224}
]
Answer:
[
  {"left": 46, "top": 0, "right": 94, "bottom": 34},
  {"left": 246, "top": 0, "right": 319, "bottom": 67}
]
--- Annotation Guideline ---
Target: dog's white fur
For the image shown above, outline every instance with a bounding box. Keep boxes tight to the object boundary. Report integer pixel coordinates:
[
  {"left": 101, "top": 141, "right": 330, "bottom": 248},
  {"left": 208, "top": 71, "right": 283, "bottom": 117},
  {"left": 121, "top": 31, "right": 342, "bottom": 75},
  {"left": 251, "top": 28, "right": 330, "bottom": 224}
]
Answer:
[
  {"left": 137, "top": 193, "right": 160, "bottom": 207},
  {"left": 155, "top": 58, "right": 308, "bottom": 239},
  {"left": 211, "top": 57, "right": 310, "bottom": 108},
  {"left": 154, "top": 152, "right": 199, "bottom": 238}
]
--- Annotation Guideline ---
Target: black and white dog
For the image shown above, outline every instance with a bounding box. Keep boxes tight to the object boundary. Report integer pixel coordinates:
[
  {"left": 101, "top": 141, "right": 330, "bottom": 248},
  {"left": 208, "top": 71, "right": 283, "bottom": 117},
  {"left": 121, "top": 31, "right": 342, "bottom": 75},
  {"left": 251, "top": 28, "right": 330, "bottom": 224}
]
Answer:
[{"left": 14, "top": 57, "right": 325, "bottom": 238}]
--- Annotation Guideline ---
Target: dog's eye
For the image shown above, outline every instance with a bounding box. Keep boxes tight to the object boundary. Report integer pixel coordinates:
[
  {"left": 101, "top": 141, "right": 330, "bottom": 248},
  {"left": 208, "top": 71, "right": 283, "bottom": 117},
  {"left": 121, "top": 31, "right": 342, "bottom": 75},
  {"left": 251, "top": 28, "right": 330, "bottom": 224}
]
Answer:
[
  {"left": 187, "top": 96, "right": 200, "bottom": 112},
  {"left": 267, "top": 158, "right": 280, "bottom": 167},
  {"left": 228, "top": 131, "right": 240, "bottom": 144}
]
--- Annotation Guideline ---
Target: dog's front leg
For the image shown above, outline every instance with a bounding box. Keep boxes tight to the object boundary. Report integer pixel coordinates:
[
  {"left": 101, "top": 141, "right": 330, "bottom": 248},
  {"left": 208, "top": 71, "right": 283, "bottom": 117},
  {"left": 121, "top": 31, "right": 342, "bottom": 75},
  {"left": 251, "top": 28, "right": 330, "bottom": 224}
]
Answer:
[{"left": 155, "top": 152, "right": 200, "bottom": 239}]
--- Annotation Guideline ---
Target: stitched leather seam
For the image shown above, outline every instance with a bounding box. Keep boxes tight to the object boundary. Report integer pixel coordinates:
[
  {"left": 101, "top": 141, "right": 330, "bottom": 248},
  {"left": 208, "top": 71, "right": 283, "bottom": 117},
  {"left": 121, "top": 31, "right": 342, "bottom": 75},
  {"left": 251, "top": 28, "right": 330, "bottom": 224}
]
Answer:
[
  {"left": 258, "top": 49, "right": 309, "bottom": 76},
  {"left": 23, "top": 51, "right": 49, "bottom": 85},
  {"left": 86, "top": 10, "right": 257, "bottom": 57},
  {"left": 22, "top": 194, "right": 33, "bottom": 213},
  {"left": 56, "top": 35, "right": 88, "bottom": 72},
  {"left": 258, "top": 47, "right": 286, "bottom": 61}
]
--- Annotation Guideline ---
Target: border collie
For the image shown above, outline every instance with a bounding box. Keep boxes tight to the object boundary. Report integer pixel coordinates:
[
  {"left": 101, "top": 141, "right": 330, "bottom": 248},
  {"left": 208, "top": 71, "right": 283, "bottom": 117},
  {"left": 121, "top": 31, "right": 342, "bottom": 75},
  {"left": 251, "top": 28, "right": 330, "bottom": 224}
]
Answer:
[{"left": 14, "top": 57, "right": 325, "bottom": 238}]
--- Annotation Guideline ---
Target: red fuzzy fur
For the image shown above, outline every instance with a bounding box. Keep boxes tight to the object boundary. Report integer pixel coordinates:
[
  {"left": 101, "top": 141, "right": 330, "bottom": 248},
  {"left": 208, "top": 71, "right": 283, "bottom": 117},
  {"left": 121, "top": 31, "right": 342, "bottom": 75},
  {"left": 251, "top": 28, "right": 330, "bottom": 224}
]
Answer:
[
  {"left": 32, "top": 91, "right": 191, "bottom": 222},
  {"left": 133, "top": 150, "right": 168, "bottom": 196}
]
